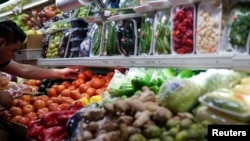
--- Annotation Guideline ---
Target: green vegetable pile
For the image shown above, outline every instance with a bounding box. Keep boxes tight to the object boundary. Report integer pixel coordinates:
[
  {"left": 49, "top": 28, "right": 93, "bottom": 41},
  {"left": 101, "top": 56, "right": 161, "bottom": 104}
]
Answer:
[{"left": 108, "top": 68, "right": 197, "bottom": 98}]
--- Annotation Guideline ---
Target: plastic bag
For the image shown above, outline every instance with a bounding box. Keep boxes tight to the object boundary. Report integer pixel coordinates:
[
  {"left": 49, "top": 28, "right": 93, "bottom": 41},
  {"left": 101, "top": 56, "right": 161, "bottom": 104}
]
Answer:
[
  {"left": 158, "top": 77, "right": 204, "bottom": 113},
  {"left": 89, "top": 24, "right": 103, "bottom": 57},
  {"left": 58, "top": 30, "right": 71, "bottom": 58},
  {"left": 195, "top": 105, "right": 249, "bottom": 124},
  {"left": 117, "top": 19, "right": 138, "bottom": 56},
  {"left": 191, "top": 69, "right": 245, "bottom": 93},
  {"left": 199, "top": 88, "right": 250, "bottom": 121}
]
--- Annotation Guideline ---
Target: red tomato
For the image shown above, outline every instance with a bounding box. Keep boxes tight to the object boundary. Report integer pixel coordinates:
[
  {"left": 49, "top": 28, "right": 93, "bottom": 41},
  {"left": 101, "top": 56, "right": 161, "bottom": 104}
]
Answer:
[
  {"left": 79, "top": 84, "right": 90, "bottom": 93},
  {"left": 61, "top": 89, "right": 71, "bottom": 97},
  {"left": 17, "top": 116, "right": 30, "bottom": 126},
  {"left": 86, "top": 88, "right": 96, "bottom": 97},
  {"left": 70, "top": 90, "right": 82, "bottom": 100},
  {"left": 62, "top": 81, "right": 71, "bottom": 88},
  {"left": 47, "top": 87, "right": 57, "bottom": 97},
  {"left": 48, "top": 103, "right": 59, "bottom": 112},
  {"left": 23, "top": 104, "right": 35, "bottom": 114},
  {"left": 78, "top": 72, "right": 87, "bottom": 80},
  {"left": 33, "top": 100, "right": 46, "bottom": 110},
  {"left": 57, "top": 84, "right": 66, "bottom": 94}
]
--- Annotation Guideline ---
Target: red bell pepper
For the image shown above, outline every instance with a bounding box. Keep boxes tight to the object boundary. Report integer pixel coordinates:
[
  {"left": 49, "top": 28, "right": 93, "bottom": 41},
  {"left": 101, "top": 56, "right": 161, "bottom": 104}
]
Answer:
[
  {"left": 41, "top": 111, "right": 61, "bottom": 127},
  {"left": 42, "top": 126, "right": 67, "bottom": 141}
]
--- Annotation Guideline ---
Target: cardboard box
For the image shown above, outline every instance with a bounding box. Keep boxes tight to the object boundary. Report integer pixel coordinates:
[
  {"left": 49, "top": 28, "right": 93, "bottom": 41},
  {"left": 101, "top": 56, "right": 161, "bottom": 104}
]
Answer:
[
  {"left": 26, "top": 34, "right": 44, "bottom": 49},
  {"left": 14, "top": 49, "right": 42, "bottom": 60}
]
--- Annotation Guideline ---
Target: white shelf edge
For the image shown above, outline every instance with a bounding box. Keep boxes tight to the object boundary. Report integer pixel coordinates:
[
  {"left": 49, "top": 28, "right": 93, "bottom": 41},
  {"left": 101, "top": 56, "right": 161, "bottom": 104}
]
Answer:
[
  {"left": 233, "top": 55, "right": 250, "bottom": 72},
  {"left": 37, "top": 54, "right": 234, "bottom": 69}
]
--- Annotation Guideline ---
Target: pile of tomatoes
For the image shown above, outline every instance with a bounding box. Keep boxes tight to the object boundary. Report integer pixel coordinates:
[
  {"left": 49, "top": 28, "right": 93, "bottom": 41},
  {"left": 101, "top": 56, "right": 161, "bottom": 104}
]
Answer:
[{"left": 5, "top": 69, "right": 114, "bottom": 127}]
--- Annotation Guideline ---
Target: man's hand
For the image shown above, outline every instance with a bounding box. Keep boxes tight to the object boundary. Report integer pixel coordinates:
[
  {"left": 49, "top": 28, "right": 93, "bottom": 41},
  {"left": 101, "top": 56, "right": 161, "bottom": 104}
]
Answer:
[{"left": 56, "top": 68, "right": 79, "bottom": 80}]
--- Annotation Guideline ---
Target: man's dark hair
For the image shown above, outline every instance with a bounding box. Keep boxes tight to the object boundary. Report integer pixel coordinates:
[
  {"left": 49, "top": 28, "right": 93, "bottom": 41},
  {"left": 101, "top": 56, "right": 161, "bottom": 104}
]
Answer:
[{"left": 0, "top": 20, "right": 26, "bottom": 44}]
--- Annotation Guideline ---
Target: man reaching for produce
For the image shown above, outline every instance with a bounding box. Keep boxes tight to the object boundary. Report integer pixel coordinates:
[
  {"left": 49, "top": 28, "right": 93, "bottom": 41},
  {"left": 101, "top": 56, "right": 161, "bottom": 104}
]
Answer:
[{"left": 0, "top": 20, "right": 79, "bottom": 108}]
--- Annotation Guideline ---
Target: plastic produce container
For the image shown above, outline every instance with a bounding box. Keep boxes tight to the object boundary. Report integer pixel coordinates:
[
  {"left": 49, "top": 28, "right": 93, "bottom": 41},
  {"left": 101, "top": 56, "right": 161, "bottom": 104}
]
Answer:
[
  {"left": 196, "top": 0, "right": 222, "bottom": 54},
  {"left": 170, "top": 4, "right": 196, "bottom": 54},
  {"left": 138, "top": 15, "right": 155, "bottom": 55},
  {"left": 219, "top": 2, "right": 250, "bottom": 54},
  {"left": 152, "top": 9, "right": 171, "bottom": 55}
]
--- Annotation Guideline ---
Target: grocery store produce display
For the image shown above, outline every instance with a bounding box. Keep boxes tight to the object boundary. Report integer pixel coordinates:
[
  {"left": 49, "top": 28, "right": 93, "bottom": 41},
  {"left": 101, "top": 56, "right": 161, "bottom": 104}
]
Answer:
[{"left": 1, "top": 67, "right": 250, "bottom": 141}]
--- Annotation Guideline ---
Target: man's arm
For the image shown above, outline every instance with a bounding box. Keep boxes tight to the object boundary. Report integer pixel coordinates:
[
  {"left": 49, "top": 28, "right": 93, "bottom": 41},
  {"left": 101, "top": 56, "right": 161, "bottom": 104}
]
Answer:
[{"left": 0, "top": 60, "right": 78, "bottom": 80}]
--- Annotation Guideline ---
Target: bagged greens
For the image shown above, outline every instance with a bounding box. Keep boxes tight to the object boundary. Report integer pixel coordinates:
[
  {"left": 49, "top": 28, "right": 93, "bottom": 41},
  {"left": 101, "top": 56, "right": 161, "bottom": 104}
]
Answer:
[{"left": 158, "top": 78, "right": 204, "bottom": 113}]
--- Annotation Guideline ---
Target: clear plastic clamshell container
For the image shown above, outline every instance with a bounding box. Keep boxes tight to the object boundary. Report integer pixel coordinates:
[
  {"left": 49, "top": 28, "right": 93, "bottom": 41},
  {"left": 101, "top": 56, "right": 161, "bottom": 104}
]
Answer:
[
  {"left": 152, "top": 9, "right": 171, "bottom": 55},
  {"left": 199, "top": 88, "right": 250, "bottom": 122},
  {"left": 89, "top": 24, "right": 104, "bottom": 57},
  {"left": 196, "top": 0, "right": 222, "bottom": 54},
  {"left": 117, "top": 18, "right": 139, "bottom": 56},
  {"left": 219, "top": 1, "right": 250, "bottom": 54},
  {"left": 138, "top": 15, "right": 155, "bottom": 55},
  {"left": 170, "top": 4, "right": 196, "bottom": 54}
]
